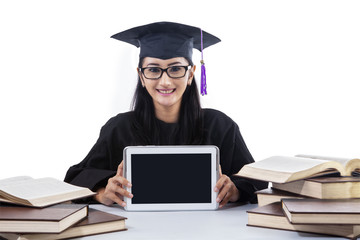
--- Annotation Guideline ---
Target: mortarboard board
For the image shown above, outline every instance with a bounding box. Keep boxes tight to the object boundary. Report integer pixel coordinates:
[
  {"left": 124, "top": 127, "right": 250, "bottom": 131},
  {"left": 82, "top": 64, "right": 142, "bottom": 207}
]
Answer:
[{"left": 111, "top": 21, "right": 221, "bottom": 95}]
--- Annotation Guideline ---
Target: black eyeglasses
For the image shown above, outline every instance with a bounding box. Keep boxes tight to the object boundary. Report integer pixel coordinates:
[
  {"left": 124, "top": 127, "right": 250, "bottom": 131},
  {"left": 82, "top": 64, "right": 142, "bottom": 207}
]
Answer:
[{"left": 139, "top": 65, "right": 190, "bottom": 80}]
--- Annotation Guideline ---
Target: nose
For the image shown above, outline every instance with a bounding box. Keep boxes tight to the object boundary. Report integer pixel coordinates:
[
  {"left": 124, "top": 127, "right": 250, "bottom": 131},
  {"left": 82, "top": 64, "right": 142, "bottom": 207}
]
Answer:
[{"left": 159, "top": 71, "right": 172, "bottom": 87}]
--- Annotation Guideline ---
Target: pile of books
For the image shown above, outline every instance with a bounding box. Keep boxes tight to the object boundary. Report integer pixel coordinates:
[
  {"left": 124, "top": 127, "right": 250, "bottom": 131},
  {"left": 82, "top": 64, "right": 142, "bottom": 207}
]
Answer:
[
  {"left": 0, "top": 176, "right": 127, "bottom": 240},
  {"left": 237, "top": 154, "right": 360, "bottom": 239}
]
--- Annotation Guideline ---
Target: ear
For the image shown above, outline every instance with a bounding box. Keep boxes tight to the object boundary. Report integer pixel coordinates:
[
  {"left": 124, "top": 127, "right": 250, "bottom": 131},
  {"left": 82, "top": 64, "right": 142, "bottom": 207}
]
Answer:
[
  {"left": 188, "top": 65, "right": 196, "bottom": 85},
  {"left": 137, "top": 68, "right": 145, "bottom": 87}
]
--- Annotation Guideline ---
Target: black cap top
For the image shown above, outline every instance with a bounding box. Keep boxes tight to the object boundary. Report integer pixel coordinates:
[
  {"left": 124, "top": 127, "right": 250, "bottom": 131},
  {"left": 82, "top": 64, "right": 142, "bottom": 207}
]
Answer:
[{"left": 111, "top": 21, "right": 221, "bottom": 60}]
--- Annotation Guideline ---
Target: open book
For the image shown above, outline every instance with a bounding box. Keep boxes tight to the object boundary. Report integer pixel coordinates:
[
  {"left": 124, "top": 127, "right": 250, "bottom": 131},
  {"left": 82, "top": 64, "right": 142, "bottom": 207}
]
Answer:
[
  {"left": 0, "top": 176, "right": 95, "bottom": 207},
  {"left": 237, "top": 155, "right": 360, "bottom": 183}
]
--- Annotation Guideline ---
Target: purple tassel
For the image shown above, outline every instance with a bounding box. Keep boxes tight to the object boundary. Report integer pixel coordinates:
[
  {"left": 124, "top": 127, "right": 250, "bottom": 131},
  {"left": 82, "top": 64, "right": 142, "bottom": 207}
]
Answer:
[
  {"left": 201, "top": 60, "right": 207, "bottom": 95},
  {"left": 200, "top": 29, "right": 207, "bottom": 96}
]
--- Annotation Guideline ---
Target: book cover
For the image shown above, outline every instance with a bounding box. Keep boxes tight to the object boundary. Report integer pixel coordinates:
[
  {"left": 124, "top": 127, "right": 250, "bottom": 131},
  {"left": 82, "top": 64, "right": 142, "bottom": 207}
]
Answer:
[
  {"left": 0, "top": 208, "right": 127, "bottom": 240},
  {"left": 247, "top": 202, "right": 360, "bottom": 239},
  {"left": 0, "top": 204, "right": 88, "bottom": 233},
  {"left": 255, "top": 188, "right": 305, "bottom": 206},
  {"left": 282, "top": 198, "right": 360, "bottom": 224},
  {"left": 272, "top": 176, "right": 360, "bottom": 199}
]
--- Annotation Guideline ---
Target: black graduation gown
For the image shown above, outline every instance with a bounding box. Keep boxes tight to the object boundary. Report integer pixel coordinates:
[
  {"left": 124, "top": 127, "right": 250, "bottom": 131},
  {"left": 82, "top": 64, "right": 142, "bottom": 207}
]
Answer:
[{"left": 64, "top": 108, "right": 268, "bottom": 203}]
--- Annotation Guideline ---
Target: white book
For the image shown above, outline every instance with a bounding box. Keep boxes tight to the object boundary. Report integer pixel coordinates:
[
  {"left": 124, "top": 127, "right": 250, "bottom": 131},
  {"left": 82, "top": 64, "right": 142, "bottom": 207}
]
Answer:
[
  {"left": 0, "top": 176, "right": 95, "bottom": 207},
  {"left": 237, "top": 155, "right": 360, "bottom": 183}
]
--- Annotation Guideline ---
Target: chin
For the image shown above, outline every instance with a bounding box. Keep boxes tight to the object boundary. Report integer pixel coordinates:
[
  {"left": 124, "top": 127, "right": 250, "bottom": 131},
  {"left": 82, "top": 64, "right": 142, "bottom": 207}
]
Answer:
[{"left": 155, "top": 97, "right": 181, "bottom": 108}]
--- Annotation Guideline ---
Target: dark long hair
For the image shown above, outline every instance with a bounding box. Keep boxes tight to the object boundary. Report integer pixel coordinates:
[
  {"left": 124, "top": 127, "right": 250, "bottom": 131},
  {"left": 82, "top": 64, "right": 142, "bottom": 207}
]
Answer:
[{"left": 131, "top": 57, "right": 203, "bottom": 145}]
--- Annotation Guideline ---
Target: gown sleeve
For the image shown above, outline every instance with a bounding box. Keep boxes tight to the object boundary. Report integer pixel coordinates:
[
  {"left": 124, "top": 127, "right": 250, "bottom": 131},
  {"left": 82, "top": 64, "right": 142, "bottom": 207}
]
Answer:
[
  {"left": 204, "top": 109, "right": 268, "bottom": 203},
  {"left": 226, "top": 124, "right": 268, "bottom": 203},
  {"left": 63, "top": 140, "right": 117, "bottom": 191},
  {"left": 64, "top": 114, "right": 131, "bottom": 192}
]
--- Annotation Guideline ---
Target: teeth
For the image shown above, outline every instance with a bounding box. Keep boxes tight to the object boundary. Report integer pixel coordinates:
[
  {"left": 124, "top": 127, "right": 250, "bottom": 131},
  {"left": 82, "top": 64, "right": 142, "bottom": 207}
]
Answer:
[{"left": 159, "top": 89, "right": 174, "bottom": 94}]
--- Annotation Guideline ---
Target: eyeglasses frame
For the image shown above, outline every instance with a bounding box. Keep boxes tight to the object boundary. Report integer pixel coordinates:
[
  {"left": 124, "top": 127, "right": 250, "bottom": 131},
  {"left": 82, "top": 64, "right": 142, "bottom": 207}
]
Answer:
[{"left": 139, "top": 65, "right": 191, "bottom": 80}]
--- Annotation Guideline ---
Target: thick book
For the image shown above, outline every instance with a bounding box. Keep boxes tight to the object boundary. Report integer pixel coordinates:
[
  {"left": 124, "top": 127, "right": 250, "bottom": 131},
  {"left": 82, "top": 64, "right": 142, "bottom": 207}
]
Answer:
[
  {"left": 237, "top": 155, "right": 360, "bottom": 183},
  {"left": 282, "top": 198, "right": 360, "bottom": 224},
  {"left": 256, "top": 188, "right": 305, "bottom": 207},
  {"left": 0, "top": 176, "right": 95, "bottom": 207},
  {"left": 0, "top": 204, "right": 87, "bottom": 233},
  {"left": 0, "top": 209, "right": 127, "bottom": 240},
  {"left": 272, "top": 176, "right": 360, "bottom": 199},
  {"left": 247, "top": 202, "right": 360, "bottom": 239}
]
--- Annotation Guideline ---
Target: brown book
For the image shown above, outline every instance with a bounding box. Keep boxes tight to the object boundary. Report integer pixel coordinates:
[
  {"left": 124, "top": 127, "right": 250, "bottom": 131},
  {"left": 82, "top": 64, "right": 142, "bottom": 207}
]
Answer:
[
  {"left": 282, "top": 198, "right": 360, "bottom": 224},
  {"left": 0, "top": 204, "right": 87, "bottom": 233},
  {"left": 0, "top": 209, "right": 127, "bottom": 240},
  {"left": 0, "top": 176, "right": 95, "bottom": 207},
  {"left": 272, "top": 176, "right": 360, "bottom": 199},
  {"left": 237, "top": 155, "right": 360, "bottom": 183},
  {"left": 256, "top": 188, "right": 305, "bottom": 206},
  {"left": 247, "top": 202, "right": 360, "bottom": 239}
]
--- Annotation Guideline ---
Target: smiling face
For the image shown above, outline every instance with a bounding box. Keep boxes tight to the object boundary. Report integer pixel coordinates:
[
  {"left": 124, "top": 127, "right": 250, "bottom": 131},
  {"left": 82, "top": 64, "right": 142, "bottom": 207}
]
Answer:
[{"left": 138, "top": 57, "right": 196, "bottom": 122}]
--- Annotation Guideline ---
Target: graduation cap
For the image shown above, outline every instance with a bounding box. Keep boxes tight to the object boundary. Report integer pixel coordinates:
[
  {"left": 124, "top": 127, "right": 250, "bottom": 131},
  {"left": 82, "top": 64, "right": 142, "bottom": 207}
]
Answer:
[{"left": 111, "top": 21, "right": 221, "bottom": 96}]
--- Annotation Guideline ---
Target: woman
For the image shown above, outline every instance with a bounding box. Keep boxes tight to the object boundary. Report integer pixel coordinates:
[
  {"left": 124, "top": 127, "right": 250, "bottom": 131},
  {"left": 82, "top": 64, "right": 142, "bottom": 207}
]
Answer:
[{"left": 64, "top": 22, "right": 267, "bottom": 208}]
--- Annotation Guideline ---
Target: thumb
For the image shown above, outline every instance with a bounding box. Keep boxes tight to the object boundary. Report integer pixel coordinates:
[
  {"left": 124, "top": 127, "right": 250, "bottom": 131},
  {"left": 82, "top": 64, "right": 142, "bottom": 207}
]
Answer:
[
  {"left": 218, "top": 164, "right": 223, "bottom": 176},
  {"left": 117, "top": 161, "right": 124, "bottom": 177}
]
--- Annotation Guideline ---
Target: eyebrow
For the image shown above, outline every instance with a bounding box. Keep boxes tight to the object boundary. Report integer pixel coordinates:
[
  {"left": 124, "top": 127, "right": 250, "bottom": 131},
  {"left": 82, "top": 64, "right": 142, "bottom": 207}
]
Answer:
[{"left": 146, "top": 61, "right": 183, "bottom": 67}]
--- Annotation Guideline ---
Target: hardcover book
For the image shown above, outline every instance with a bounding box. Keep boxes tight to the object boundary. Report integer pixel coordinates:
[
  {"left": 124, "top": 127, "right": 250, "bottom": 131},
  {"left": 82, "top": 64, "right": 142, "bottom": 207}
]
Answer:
[
  {"left": 0, "top": 208, "right": 127, "bottom": 240},
  {"left": 255, "top": 188, "right": 305, "bottom": 206},
  {"left": 247, "top": 202, "right": 360, "bottom": 239},
  {"left": 282, "top": 198, "right": 360, "bottom": 224},
  {"left": 237, "top": 155, "right": 360, "bottom": 183},
  {"left": 272, "top": 176, "right": 360, "bottom": 199},
  {"left": 0, "top": 176, "right": 95, "bottom": 207},
  {"left": 0, "top": 204, "right": 87, "bottom": 233}
]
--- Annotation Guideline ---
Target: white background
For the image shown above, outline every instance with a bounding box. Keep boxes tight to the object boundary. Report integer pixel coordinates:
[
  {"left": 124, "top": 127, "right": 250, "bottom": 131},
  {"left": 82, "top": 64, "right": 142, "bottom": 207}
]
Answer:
[{"left": 0, "top": 0, "right": 359, "bottom": 180}]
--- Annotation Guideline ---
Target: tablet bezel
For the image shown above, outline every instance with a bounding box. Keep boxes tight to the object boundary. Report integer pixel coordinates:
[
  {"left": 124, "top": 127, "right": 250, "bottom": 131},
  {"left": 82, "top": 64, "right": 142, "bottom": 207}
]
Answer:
[{"left": 123, "top": 145, "right": 219, "bottom": 211}]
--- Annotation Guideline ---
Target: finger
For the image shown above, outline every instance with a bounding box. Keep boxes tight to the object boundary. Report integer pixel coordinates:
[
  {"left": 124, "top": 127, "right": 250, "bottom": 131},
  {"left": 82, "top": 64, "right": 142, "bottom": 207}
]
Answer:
[
  {"left": 117, "top": 161, "right": 124, "bottom": 177},
  {"left": 216, "top": 181, "right": 231, "bottom": 203},
  {"left": 108, "top": 176, "right": 133, "bottom": 196},
  {"left": 110, "top": 175, "right": 132, "bottom": 188},
  {"left": 105, "top": 192, "right": 127, "bottom": 207},
  {"left": 104, "top": 182, "right": 133, "bottom": 206},
  {"left": 219, "top": 192, "right": 232, "bottom": 208},
  {"left": 214, "top": 175, "right": 227, "bottom": 192},
  {"left": 114, "top": 192, "right": 127, "bottom": 207},
  {"left": 99, "top": 187, "right": 124, "bottom": 207},
  {"left": 218, "top": 181, "right": 239, "bottom": 208},
  {"left": 107, "top": 179, "right": 132, "bottom": 199},
  {"left": 113, "top": 184, "right": 133, "bottom": 199},
  {"left": 218, "top": 164, "right": 223, "bottom": 176}
]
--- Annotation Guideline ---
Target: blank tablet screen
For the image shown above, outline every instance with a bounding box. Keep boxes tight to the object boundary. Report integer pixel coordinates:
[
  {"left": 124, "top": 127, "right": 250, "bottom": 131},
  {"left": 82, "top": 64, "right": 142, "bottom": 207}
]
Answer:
[{"left": 130, "top": 153, "right": 212, "bottom": 204}]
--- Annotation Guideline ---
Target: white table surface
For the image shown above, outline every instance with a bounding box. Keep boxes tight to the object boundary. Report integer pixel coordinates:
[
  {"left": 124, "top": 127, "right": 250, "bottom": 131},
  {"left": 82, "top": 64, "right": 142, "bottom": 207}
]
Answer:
[{"left": 72, "top": 203, "right": 350, "bottom": 240}]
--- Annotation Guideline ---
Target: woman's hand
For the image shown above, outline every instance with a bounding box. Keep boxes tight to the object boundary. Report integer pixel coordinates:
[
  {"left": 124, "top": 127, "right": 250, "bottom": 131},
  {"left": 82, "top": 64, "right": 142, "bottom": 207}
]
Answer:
[
  {"left": 214, "top": 166, "right": 240, "bottom": 208},
  {"left": 94, "top": 161, "right": 133, "bottom": 207}
]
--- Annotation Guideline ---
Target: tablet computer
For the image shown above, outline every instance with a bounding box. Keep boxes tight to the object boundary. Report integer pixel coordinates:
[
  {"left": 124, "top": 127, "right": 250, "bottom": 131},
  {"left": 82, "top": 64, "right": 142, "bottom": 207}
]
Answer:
[{"left": 123, "top": 145, "right": 219, "bottom": 211}]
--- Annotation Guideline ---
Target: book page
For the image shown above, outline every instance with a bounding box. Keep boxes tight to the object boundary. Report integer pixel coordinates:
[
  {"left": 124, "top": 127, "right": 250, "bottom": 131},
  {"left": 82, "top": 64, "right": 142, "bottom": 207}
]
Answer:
[
  {"left": 0, "top": 196, "right": 12, "bottom": 203},
  {"left": 0, "top": 176, "right": 34, "bottom": 187},
  {"left": 295, "top": 154, "right": 352, "bottom": 166},
  {"left": 248, "top": 156, "right": 337, "bottom": 173},
  {"left": 0, "top": 177, "right": 87, "bottom": 200}
]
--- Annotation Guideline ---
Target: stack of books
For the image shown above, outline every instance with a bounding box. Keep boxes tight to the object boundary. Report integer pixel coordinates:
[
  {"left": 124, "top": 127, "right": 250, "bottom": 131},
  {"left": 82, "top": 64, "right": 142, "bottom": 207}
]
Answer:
[
  {"left": 0, "top": 176, "right": 127, "bottom": 240},
  {"left": 237, "top": 154, "right": 360, "bottom": 239}
]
